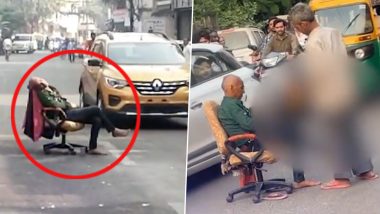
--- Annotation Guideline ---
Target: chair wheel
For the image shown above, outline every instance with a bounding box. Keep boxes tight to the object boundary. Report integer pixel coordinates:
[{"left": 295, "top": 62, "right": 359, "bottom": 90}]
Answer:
[
  {"left": 69, "top": 150, "right": 76, "bottom": 155},
  {"left": 286, "top": 186, "right": 293, "bottom": 194},
  {"left": 252, "top": 194, "right": 261, "bottom": 203},
  {"left": 226, "top": 194, "right": 234, "bottom": 203},
  {"left": 79, "top": 147, "right": 88, "bottom": 155},
  {"left": 43, "top": 149, "right": 50, "bottom": 155}
]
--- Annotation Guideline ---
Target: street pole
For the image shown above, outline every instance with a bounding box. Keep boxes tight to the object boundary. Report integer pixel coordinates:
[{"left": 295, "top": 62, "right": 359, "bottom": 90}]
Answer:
[{"left": 129, "top": 0, "right": 134, "bottom": 32}]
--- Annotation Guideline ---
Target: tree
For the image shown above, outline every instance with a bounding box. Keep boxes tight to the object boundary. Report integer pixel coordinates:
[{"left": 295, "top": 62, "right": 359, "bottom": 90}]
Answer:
[
  {"left": 194, "top": 0, "right": 310, "bottom": 30},
  {"left": 0, "top": 0, "right": 62, "bottom": 33},
  {"left": 0, "top": 4, "right": 27, "bottom": 32}
]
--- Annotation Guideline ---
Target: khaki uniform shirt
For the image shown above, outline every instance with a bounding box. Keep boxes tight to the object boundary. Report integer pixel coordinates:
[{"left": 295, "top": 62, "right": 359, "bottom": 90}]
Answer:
[{"left": 262, "top": 32, "right": 300, "bottom": 56}]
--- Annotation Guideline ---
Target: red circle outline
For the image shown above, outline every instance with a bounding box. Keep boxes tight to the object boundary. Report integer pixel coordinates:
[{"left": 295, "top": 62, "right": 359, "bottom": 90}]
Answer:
[{"left": 11, "top": 49, "right": 141, "bottom": 179}]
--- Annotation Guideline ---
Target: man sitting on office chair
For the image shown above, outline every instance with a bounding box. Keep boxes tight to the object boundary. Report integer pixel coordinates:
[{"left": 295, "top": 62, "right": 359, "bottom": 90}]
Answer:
[
  {"left": 30, "top": 77, "right": 130, "bottom": 155},
  {"left": 217, "top": 74, "right": 320, "bottom": 189}
]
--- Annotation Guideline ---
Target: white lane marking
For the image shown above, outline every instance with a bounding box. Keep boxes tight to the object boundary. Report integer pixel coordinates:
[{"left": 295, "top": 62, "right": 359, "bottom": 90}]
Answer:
[
  {"left": 168, "top": 202, "right": 184, "bottom": 214},
  {"left": 0, "top": 62, "right": 34, "bottom": 65},
  {"left": 100, "top": 141, "right": 137, "bottom": 166}
]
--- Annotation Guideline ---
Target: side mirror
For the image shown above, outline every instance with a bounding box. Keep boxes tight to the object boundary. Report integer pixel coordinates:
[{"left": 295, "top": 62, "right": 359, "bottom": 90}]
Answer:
[
  {"left": 251, "top": 71, "right": 261, "bottom": 82},
  {"left": 248, "top": 45, "right": 258, "bottom": 51},
  {"left": 88, "top": 59, "right": 102, "bottom": 67}
]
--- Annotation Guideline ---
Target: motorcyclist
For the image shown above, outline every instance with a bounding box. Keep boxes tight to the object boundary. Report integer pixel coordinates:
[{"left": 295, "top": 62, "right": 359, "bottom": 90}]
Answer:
[{"left": 3, "top": 37, "right": 12, "bottom": 61}]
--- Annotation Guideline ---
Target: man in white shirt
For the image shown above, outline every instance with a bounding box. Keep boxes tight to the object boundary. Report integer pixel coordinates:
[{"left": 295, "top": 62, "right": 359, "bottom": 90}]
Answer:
[
  {"left": 2, "top": 37, "right": 12, "bottom": 50},
  {"left": 2, "top": 37, "right": 12, "bottom": 61},
  {"left": 288, "top": 2, "right": 378, "bottom": 190}
]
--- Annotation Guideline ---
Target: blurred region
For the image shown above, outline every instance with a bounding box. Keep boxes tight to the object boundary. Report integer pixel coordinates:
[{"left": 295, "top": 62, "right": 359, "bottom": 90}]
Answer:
[{"left": 252, "top": 53, "right": 380, "bottom": 173}]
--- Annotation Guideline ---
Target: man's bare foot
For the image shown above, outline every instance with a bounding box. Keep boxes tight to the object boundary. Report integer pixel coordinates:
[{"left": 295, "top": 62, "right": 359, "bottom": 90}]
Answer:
[
  {"left": 358, "top": 171, "right": 379, "bottom": 181},
  {"left": 88, "top": 149, "right": 108, "bottom": 155},
  {"left": 320, "top": 179, "right": 351, "bottom": 190},
  {"left": 112, "top": 128, "right": 131, "bottom": 137},
  {"left": 293, "top": 180, "right": 321, "bottom": 189}
]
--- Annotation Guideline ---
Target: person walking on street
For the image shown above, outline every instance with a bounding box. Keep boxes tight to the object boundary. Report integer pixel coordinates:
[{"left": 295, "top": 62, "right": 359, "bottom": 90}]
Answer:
[
  {"left": 86, "top": 32, "right": 96, "bottom": 51},
  {"left": 288, "top": 2, "right": 378, "bottom": 190},
  {"left": 67, "top": 39, "right": 75, "bottom": 63}
]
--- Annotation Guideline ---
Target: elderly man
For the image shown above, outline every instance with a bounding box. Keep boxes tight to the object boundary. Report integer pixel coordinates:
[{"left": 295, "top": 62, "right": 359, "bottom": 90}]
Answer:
[
  {"left": 288, "top": 3, "right": 378, "bottom": 190},
  {"left": 30, "top": 77, "right": 131, "bottom": 155},
  {"left": 218, "top": 74, "right": 320, "bottom": 188}
]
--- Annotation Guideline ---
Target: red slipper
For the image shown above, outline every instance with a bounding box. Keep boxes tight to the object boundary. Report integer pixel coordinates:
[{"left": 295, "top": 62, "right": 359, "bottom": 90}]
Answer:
[
  {"left": 358, "top": 171, "right": 379, "bottom": 181},
  {"left": 321, "top": 179, "right": 351, "bottom": 190},
  {"left": 262, "top": 192, "right": 288, "bottom": 201}
]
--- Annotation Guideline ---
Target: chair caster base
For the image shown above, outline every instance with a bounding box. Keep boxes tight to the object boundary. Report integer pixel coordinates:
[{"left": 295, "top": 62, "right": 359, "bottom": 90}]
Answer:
[
  {"left": 252, "top": 194, "right": 261, "bottom": 203},
  {"left": 226, "top": 194, "right": 234, "bottom": 203}
]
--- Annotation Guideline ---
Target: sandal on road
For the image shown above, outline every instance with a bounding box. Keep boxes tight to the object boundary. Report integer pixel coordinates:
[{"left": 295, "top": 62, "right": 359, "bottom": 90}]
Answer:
[
  {"left": 358, "top": 171, "right": 379, "bottom": 181},
  {"left": 321, "top": 180, "right": 351, "bottom": 190}
]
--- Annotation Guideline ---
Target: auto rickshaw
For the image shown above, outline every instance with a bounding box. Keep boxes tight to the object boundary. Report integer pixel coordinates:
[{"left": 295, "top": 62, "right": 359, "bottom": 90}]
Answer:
[{"left": 310, "top": 0, "right": 380, "bottom": 97}]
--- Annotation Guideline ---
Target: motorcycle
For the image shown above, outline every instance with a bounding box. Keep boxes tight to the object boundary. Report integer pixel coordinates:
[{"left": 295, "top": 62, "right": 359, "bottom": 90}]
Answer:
[{"left": 245, "top": 45, "right": 288, "bottom": 81}]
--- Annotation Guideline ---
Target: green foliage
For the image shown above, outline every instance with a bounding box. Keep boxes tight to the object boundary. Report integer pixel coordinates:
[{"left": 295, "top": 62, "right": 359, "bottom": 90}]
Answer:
[
  {"left": 194, "top": 0, "right": 310, "bottom": 30},
  {"left": 0, "top": 5, "right": 26, "bottom": 31},
  {"left": 0, "top": 0, "right": 61, "bottom": 32}
]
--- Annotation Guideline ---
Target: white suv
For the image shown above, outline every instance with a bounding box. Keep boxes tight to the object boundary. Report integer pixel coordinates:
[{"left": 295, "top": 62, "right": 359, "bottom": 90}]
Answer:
[
  {"left": 12, "top": 34, "right": 37, "bottom": 53},
  {"left": 218, "top": 27, "right": 265, "bottom": 64}
]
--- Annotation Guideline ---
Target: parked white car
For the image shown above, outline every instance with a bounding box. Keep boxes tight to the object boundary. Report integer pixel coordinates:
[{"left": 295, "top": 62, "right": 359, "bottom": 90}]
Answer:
[
  {"left": 187, "top": 43, "right": 260, "bottom": 176},
  {"left": 12, "top": 34, "right": 37, "bottom": 53},
  {"left": 218, "top": 27, "right": 265, "bottom": 64}
]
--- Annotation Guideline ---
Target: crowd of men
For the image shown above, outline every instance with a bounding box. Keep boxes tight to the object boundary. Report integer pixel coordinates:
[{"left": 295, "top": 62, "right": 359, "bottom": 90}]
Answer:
[{"left": 193, "top": 15, "right": 310, "bottom": 64}]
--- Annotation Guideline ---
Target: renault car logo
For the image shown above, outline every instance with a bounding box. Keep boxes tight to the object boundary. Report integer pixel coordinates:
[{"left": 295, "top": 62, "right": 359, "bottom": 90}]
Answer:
[{"left": 152, "top": 79, "right": 163, "bottom": 91}]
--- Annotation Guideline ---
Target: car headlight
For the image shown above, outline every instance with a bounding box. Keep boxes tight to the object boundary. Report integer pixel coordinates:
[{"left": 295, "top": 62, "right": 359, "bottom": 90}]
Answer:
[
  {"left": 354, "top": 49, "right": 365, "bottom": 59},
  {"left": 261, "top": 57, "right": 278, "bottom": 68},
  {"left": 349, "top": 44, "right": 374, "bottom": 61},
  {"left": 105, "top": 77, "right": 128, "bottom": 89}
]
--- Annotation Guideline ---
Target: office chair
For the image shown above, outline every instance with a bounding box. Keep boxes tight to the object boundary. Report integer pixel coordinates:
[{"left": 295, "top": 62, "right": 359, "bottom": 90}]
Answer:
[{"left": 203, "top": 100, "right": 293, "bottom": 203}]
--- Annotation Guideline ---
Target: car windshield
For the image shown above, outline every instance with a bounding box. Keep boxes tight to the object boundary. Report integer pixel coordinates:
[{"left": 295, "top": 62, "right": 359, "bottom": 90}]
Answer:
[
  {"left": 221, "top": 31, "right": 251, "bottom": 50},
  {"left": 108, "top": 43, "right": 185, "bottom": 65},
  {"left": 14, "top": 35, "right": 32, "bottom": 41},
  {"left": 315, "top": 4, "right": 373, "bottom": 36}
]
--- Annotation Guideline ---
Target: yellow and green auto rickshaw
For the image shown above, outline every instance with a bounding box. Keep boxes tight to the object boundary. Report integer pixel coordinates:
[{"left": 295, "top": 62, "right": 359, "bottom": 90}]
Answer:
[{"left": 310, "top": 0, "right": 380, "bottom": 96}]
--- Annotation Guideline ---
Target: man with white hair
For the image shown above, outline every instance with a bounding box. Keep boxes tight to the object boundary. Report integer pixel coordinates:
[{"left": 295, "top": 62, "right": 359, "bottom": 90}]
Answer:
[{"left": 288, "top": 2, "right": 378, "bottom": 190}]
